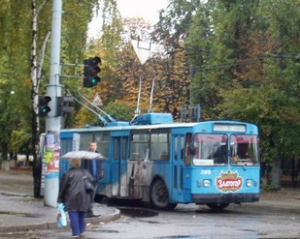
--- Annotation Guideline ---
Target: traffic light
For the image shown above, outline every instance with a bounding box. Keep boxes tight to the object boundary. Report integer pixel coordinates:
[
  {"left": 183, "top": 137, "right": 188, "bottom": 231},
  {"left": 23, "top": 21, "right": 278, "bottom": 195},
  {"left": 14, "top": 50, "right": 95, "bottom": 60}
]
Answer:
[
  {"left": 38, "top": 96, "right": 51, "bottom": 117},
  {"left": 83, "top": 56, "right": 101, "bottom": 88},
  {"left": 56, "top": 96, "right": 74, "bottom": 116}
]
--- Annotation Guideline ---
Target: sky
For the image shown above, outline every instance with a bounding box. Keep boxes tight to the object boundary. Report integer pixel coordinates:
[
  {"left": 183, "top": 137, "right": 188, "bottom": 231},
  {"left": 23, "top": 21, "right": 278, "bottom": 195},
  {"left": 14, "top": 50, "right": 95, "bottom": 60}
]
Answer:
[
  {"left": 88, "top": 0, "right": 168, "bottom": 38},
  {"left": 117, "top": 0, "right": 168, "bottom": 23}
]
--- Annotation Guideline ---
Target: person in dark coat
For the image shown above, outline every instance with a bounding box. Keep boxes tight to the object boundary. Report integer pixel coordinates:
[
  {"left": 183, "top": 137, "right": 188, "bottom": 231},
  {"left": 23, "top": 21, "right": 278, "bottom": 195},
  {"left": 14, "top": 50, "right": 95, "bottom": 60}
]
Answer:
[
  {"left": 57, "top": 158, "right": 93, "bottom": 238},
  {"left": 81, "top": 141, "right": 104, "bottom": 217}
]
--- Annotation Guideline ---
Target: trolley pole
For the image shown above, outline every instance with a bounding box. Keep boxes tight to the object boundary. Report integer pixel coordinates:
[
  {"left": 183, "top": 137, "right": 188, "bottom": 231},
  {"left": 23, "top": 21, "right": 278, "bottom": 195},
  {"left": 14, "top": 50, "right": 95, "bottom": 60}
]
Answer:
[{"left": 44, "top": 0, "right": 62, "bottom": 207}]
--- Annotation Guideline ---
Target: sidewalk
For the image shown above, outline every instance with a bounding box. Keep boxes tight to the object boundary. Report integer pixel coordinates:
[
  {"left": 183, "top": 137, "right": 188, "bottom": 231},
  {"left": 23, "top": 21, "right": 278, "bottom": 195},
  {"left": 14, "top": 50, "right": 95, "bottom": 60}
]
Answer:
[
  {"left": 1, "top": 168, "right": 300, "bottom": 233},
  {"left": 0, "top": 169, "right": 120, "bottom": 233}
]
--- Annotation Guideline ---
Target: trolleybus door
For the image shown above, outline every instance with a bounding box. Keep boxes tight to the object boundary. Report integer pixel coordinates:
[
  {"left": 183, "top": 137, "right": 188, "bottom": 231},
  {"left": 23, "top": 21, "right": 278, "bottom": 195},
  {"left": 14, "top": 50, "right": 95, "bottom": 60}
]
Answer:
[
  {"left": 111, "top": 136, "right": 128, "bottom": 197},
  {"left": 171, "top": 134, "right": 185, "bottom": 201}
]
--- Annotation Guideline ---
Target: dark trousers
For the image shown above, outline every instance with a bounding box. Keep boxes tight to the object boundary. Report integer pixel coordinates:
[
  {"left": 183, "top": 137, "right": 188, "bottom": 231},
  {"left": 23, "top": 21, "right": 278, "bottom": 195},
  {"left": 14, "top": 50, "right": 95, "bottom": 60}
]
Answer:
[
  {"left": 68, "top": 211, "right": 86, "bottom": 236},
  {"left": 88, "top": 181, "right": 98, "bottom": 213}
]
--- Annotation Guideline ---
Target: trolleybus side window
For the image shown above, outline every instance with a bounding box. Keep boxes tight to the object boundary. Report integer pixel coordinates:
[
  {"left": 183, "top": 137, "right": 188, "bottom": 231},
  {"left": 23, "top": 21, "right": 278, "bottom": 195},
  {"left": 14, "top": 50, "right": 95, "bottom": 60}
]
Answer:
[
  {"left": 184, "top": 133, "right": 193, "bottom": 166},
  {"left": 113, "top": 137, "right": 128, "bottom": 160},
  {"left": 79, "top": 133, "right": 94, "bottom": 150},
  {"left": 95, "top": 132, "right": 110, "bottom": 157},
  {"left": 113, "top": 138, "right": 119, "bottom": 160},
  {"left": 150, "top": 132, "right": 169, "bottom": 160},
  {"left": 130, "top": 131, "right": 169, "bottom": 161},
  {"left": 121, "top": 138, "right": 127, "bottom": 160},
  {"left": 60, "top": 137, "right": 73, "bottom": 155},
  {"left": 174, "top": 136, "right": 185, "bottom": 160},
  {"left": 130, "top": 132, "right": 149, "bottom": 161}
]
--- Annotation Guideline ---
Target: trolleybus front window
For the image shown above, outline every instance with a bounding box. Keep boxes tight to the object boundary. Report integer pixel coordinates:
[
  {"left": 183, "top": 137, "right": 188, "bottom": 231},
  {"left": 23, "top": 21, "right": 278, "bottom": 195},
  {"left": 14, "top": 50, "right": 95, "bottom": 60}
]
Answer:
[
  {"left": 230, "top": 135, "right": 259, "bottom": 166},
  {"left": 192, "top": 134, "right": 228, "bottom": 166}
]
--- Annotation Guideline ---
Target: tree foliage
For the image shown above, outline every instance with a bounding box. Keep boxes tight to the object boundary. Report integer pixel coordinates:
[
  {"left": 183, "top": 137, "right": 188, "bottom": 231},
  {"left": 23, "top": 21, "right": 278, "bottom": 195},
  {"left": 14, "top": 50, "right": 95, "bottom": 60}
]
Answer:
[
  {"left": 3, "top": 0, "right": 300, "bottom": 190},
  {"left": 0, "top": 0, "right": 98, "bottom": 161},
  {"left": 185, "top": 0, "right": 300, "bottom": 185}
]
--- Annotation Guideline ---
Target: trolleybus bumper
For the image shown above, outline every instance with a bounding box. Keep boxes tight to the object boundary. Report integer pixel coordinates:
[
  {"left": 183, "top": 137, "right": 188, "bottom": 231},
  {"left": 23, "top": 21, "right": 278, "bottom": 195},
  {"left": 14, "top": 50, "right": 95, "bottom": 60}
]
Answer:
[{"left": 193, "top": 193, "right": 260, "bottom": 205}]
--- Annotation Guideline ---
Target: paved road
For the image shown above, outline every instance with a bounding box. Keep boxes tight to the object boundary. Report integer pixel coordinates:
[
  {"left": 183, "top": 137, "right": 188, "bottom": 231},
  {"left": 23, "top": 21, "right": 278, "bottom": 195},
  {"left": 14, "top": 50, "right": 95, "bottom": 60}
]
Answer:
[{"left": 1, "top": 168, "right": 300, "bottom": 239}]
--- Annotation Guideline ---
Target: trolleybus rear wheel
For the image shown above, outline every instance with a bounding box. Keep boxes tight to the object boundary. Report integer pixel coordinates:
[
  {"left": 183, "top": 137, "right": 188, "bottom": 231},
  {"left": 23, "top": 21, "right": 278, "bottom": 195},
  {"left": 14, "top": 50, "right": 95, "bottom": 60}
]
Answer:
[
  {"left": 150, "top": 180, "right": 177, "bottom": 210},
  {"left": 206, "top": 203, "right": 230, "bottom": 210}
]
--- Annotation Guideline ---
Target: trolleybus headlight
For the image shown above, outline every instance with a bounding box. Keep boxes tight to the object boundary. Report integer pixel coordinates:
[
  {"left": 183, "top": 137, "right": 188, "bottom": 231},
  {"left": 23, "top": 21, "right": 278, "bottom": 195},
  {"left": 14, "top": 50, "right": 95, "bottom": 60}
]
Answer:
[
  {"left": 203, "top": 179, "right": 211, "bottom": 187},
  {"left": 246, "top": 179, "right": 253, "bottom": 187}
]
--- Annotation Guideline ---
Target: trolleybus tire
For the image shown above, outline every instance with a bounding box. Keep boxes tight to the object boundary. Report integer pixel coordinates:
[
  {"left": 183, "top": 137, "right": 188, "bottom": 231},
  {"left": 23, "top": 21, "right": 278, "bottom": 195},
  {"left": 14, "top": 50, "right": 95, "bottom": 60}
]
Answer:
[
  {"left": 150, "top": 180, "right": 177, "bottom": 210},
  {"left": 206, "top": 203, "right": 230, "bottom": 210}
]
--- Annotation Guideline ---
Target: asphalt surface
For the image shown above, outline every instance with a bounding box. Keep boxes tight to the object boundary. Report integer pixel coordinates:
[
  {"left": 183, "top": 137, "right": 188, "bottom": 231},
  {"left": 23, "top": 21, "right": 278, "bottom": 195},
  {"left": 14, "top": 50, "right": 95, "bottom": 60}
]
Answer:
[
  {"left": 0, "top": 168, "right": 120, "bottom": 233},
  {"left": 1, "top": 167, "right": 300, "bottom": 234}
]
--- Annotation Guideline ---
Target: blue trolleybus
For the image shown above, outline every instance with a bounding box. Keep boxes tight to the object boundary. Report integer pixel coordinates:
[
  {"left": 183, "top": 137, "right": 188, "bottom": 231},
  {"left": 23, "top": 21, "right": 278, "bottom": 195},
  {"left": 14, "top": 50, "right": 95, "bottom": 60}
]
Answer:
[{"left": 58, "top": 112, "right": 260, "bottom": 210}]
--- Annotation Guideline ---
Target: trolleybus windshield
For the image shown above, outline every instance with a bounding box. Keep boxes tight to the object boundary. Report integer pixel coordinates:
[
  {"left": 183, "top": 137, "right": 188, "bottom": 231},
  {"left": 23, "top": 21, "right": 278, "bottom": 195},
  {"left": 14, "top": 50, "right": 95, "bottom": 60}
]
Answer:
[
  {"left": 230, "top": 135, "right": 259, "bottom": 166},
  {"left": 192, "top": 134, "right": 228, "bottom": 166},
  {"left": 192, "top": 134, "right": 259, "bottom": 166}
]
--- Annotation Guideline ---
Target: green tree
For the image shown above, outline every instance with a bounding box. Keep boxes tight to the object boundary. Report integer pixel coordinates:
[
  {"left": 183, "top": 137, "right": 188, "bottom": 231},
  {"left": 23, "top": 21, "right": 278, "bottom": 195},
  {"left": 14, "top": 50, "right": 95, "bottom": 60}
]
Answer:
[
  {"left": 185, "top": 0, "right": 300, "bottom": 187},
  {"left": 0, "top": 0, "right": 100, "bottom": 197}
]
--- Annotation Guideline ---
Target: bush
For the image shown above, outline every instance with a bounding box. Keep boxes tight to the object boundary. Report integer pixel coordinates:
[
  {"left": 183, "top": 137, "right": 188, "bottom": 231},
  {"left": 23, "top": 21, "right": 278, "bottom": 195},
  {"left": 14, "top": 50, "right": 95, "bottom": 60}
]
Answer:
[{"left": 261, "top": 183, "right": 280, "bottom": 192}]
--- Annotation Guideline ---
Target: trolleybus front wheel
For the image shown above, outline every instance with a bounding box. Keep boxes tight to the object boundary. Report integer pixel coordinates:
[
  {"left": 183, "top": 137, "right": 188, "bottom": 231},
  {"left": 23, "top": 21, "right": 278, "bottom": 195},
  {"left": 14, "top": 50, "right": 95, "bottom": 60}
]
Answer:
[
  {"left": 206, "top": 203, "right": 230, "bottom": 210},
  {"left": 150, "top": 180, "right": 177, "bottom": 210}
]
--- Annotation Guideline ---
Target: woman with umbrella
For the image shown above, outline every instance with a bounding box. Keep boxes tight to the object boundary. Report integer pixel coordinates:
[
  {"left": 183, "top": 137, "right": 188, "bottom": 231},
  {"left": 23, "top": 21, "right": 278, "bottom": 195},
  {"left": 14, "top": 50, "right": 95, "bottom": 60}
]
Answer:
[{"left": 57, "top": 157, "right": 93, "bottom": 238}]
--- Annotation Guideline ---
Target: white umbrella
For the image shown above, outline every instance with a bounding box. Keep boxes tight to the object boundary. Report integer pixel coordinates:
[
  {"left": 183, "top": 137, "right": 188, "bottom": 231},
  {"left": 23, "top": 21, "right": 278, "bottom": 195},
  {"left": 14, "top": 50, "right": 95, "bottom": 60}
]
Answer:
[{"left": 61, "top": 151, "right": 105, "bottom": 160}]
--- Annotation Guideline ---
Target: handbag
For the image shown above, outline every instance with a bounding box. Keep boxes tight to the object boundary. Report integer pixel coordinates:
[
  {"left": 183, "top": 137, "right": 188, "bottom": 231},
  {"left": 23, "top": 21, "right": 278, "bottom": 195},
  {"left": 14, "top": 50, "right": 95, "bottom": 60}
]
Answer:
[
  {"left": 82, "top": 169, "right": 95, "bottom": 193},
  {"left": 57, "top": 203, "right": 67, "bottom": 228},
  {"left": 84, "top": 177, "right": 94, "bottom": 192}
]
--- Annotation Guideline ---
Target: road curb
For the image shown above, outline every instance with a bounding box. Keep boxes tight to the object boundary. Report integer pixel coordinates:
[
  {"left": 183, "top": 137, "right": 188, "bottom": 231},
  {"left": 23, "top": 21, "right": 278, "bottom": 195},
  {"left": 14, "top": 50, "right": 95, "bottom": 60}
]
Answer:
[{"left": 0, "top": 208, "right": 121, "bottom": 233}]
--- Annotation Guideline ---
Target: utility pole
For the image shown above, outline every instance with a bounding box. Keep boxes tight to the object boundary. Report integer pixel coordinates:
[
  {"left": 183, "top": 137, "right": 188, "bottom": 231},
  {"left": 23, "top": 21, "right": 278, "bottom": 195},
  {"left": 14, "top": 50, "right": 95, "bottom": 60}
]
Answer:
[{"left": 44, "top": 0, "right": 62, "bottom": 207}]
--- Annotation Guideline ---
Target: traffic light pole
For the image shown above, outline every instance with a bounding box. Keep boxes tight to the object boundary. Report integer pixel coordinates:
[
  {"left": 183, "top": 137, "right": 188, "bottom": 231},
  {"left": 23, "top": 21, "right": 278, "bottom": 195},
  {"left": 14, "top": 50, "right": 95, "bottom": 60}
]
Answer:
[{"left": 44, "top": 0, "right": 62, "bottom": 207}]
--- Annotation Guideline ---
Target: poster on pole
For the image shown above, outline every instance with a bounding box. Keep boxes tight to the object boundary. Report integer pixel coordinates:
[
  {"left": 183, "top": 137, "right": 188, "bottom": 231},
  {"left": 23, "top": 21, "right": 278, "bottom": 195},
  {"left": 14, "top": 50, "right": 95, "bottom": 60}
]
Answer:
[{"left": 43, "top": 131, "right": 60, "bottom": 178}]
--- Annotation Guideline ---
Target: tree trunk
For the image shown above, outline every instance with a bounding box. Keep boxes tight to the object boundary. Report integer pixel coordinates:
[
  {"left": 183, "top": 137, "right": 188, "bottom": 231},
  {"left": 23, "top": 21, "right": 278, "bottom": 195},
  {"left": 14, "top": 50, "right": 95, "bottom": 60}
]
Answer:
[
  {"left": 30, "top": 0, "right": 50, "bottom": 198},
  {"left": 271, "top": 155, "right": 281, "bottom": 186},
  {"left": 1, "top": 142, "right": 10, "bottom": 172}
]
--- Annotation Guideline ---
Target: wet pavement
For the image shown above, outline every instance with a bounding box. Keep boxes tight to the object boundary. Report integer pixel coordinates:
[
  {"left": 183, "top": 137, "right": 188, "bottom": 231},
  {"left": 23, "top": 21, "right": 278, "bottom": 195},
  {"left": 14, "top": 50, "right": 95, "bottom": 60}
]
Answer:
[{"left": 0, "top": 168, "right": 120, "bottom": 234}]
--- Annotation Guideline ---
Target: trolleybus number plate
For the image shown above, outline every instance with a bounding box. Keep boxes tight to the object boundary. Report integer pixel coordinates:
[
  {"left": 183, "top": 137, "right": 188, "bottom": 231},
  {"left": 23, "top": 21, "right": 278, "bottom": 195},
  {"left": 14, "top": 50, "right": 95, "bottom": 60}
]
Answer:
[{"left": 200, "top": 169, "right": 211, "bottom": 175}]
